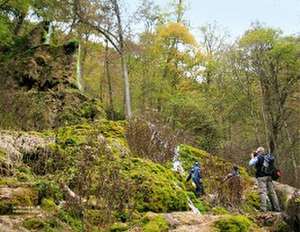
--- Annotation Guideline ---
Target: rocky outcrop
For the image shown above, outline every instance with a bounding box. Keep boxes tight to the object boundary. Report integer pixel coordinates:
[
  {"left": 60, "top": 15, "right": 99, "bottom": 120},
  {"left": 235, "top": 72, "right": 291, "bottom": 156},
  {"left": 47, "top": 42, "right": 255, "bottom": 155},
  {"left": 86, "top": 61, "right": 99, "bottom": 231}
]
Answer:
[
  {"left": 0, "top": 131, "right": 53, "bottom": 169},
  {"left": 0, "top": 22, "right": 105, "bottom": 131}
]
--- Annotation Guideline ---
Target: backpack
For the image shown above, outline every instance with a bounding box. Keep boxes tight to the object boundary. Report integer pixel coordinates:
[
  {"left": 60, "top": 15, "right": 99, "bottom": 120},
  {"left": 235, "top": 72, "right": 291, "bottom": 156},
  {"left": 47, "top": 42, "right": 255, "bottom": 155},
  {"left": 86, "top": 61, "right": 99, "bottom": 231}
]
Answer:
[
  {"left": 271, "top": 168, "right": 282, "bottom": 181},
  {"left": 192, "top": 166, "right": 201, "bottom": 180},
  {"left": 261, "top": 153, "right": 281, "bottom": 180}
]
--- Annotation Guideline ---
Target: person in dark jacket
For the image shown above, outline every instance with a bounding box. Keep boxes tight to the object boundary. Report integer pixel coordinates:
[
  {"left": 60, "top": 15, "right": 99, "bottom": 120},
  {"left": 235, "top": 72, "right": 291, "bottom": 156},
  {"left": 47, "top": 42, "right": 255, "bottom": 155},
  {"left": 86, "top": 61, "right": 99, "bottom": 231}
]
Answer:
[
  {"left": 249, "top": 147, "right": 281, "bottom": 212},
  {"left": 186, "top": 162, "right": 203, "bottom": 197}
]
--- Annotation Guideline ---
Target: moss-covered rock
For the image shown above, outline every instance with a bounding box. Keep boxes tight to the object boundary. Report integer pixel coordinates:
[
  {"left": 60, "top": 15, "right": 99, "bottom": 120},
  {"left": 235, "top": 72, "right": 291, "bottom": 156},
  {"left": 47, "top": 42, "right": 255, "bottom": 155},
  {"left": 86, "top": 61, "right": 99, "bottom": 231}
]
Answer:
[
  {"left": 0, "top": 186, "right": 38, "bottom": 207},
  {"left": 142, "top": 213, "right": 169, "bottom": 232},
  {"left": 214, "top": 215, "right": 252, "bottom": 232},
  {"left": 122, "top": 157, "right": 188, "bottom": 213},
  {"left": 109, "top": 222, "right": 129, "bottom": 232},
  {"left": 0, "top": 89, "right": 105, "bottom": 131}
]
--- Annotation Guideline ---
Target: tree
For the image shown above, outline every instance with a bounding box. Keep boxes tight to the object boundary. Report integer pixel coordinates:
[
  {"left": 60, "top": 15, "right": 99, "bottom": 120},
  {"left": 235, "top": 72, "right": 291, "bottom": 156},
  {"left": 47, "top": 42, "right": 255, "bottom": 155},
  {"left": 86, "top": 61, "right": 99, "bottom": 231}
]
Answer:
[
  {"left": 75, "top": 0, "right": 132, "bottom": 118},
  {"left": 237, "top": 26, "right": 300, "bottom": 185}
]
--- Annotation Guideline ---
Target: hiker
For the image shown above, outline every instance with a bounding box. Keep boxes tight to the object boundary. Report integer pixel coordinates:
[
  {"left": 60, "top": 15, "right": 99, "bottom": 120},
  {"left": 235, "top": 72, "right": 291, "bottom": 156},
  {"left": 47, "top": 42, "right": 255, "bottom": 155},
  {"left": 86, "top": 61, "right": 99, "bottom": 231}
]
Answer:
[
  {"left": 249, "top": 147, "right": 281, "bottom": 212},
  {"left": 186, "top": 162, "right": 204, "bottom": 197},
  {"left": 222, "top": 165, "right": 242, "bottom": 205},
  {"left": 222, "top": 165, "right": 240, "bottom": 183}
]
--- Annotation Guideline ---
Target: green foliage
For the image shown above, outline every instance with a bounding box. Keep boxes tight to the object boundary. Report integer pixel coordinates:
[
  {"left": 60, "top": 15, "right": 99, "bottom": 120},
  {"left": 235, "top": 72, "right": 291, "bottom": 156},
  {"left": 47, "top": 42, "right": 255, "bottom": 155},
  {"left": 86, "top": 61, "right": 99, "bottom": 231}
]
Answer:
[
  {"left": 58, "top": 210, "right": 83, "bottom": 232},
  {"left": 212, "top": 207, "right": 229, "bottom": 215},
  {"left": 214, "top": 215, "right": 252, "bottom": 232},
  {"left": 35, "top": 180, "right": 63, "bottom": 204},
  {"left": 243, "top": 191, "right": 260, "bottom": 213}
]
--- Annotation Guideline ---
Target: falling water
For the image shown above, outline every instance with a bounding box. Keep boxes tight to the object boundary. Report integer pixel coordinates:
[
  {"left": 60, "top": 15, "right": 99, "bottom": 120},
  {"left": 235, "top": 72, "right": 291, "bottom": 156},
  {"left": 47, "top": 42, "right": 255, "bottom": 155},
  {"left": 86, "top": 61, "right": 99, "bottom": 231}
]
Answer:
[
  {"left": 172, "top": 145, "right": 201, "bottom": 215},
  {"left": 146, "top": 121, "right": 200, "bottom": 214},
  {"left": 44, "top": 22, "right": 53, "bottom": 45},
  {"left": 76, "top": 43, "right": 83, "bottom": 91}
]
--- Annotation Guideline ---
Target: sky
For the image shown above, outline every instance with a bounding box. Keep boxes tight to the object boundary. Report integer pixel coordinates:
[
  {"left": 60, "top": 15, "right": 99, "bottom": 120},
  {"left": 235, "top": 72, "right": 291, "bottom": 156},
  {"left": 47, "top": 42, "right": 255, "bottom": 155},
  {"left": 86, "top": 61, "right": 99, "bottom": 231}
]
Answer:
[{"left": 128, "top": 0, "right": 300, "bottom": 40}]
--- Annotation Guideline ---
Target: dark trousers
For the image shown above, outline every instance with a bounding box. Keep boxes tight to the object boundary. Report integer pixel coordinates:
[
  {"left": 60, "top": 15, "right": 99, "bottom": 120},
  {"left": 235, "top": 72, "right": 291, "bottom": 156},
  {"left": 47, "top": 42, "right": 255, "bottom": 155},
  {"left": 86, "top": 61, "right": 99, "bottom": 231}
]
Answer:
[{"left": 193, "top": 178, "right": 203, "bottom": 197}]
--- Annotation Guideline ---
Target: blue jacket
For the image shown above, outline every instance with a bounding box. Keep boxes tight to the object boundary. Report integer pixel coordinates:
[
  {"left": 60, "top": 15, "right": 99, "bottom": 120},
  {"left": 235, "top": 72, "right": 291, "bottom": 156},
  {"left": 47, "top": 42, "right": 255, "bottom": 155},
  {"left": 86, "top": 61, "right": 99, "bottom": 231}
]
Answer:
[{"left": 187, "top": 164, "right": 202, "bottom": 182}]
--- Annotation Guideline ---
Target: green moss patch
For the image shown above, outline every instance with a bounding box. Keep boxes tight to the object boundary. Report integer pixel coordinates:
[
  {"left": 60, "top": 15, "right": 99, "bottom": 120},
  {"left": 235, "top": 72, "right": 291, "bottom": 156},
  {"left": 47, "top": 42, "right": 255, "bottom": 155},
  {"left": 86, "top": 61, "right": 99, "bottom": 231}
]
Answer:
[
  {"left": 122, "top": 157, "right": 188, "bottom": 213},
  {"left": 142, "top": 214, "right": 169, "bottom": 232},
  {"left": 214, "top": 215, "right": 252, "bottom": 232}
]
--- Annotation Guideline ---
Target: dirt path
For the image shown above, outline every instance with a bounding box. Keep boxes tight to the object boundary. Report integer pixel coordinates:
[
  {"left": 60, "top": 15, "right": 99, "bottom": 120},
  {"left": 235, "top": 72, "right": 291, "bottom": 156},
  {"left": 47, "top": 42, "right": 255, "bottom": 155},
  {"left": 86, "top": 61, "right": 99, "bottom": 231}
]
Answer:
[{"left": 164, "top": 211, "right": 222, "bottom": 232}]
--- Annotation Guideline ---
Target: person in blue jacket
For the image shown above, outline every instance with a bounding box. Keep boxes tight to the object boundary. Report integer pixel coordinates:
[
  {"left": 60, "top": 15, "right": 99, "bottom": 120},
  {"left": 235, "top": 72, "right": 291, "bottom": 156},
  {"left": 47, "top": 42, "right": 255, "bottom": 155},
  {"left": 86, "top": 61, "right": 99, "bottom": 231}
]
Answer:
[{"left": 186, "top": 161, "right": 204, "bottom": 197}]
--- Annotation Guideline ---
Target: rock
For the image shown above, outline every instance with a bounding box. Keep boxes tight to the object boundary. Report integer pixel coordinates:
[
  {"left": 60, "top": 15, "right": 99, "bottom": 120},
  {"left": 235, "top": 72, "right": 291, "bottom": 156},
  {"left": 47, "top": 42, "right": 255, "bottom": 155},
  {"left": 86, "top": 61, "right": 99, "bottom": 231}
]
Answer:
[{"left": 0, "top": 131, "right": 53, "bottom": 165}]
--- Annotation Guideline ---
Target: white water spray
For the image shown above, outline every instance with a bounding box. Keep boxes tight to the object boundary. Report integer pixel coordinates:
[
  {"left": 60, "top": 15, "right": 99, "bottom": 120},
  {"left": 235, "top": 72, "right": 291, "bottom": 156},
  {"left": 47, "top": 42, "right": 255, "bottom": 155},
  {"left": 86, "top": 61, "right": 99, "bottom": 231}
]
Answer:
[
  {"left": 76, "top": 43, "right": 83, "bottom": 91},
  {"left": 44, "top": 22, "right": 53, "bottom": 45},
  {"left": 172, "top": 145, "right": 201, "bottom": 215}
]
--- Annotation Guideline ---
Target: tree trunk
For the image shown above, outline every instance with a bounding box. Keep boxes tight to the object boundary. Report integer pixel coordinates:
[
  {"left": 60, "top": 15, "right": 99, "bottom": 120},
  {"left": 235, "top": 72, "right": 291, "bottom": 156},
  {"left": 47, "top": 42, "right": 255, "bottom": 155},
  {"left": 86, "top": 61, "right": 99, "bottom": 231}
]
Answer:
[{"left": 112, "top": 0, "right": 132, "bottom": 118}]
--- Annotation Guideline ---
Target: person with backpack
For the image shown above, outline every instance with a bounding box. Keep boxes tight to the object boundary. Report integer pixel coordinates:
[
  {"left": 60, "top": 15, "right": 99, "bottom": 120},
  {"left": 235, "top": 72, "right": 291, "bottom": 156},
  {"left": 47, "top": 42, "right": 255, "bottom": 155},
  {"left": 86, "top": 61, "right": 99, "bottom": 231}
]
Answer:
[
  {"left": 186, "top": 161, "right": 204, "bottom": 197},
  {"left": 249, "top": 147, "right": 281, "bottom": 212},
  {"left": 222, "top": 165, "right": 240, "bottom": 183}
]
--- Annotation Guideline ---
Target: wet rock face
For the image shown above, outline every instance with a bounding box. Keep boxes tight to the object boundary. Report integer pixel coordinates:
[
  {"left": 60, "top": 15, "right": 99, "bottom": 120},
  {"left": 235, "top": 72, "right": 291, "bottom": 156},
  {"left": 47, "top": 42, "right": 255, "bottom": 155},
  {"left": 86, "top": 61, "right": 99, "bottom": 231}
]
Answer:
[
  {"left": 14, "top": 44, "right": 77, "bottom": 91},
  {"left": 0, "top": 22, "right": 105, "bottom": 131},
  {"left": 0, "top": 22, "right": 78, "bottom": 91}
]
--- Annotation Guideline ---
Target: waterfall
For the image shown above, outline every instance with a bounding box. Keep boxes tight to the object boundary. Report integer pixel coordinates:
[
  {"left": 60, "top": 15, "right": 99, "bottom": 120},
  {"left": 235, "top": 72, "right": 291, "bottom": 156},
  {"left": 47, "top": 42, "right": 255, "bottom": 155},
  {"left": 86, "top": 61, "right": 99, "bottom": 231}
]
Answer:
[
  {"left": 44, "top": 22, "right": 53, "bottom": 45},
  {"left": 172, "top": 146, "right": 184, "bottom": 175},
  {"left": 173, "top": 145, "right": 201, "bottom": 215},
  {"left": 145, "top": 121, "right": 200, "bottom": 214},
  {"left": 76, "top": 43, "right": 83, "bottom": 91}
]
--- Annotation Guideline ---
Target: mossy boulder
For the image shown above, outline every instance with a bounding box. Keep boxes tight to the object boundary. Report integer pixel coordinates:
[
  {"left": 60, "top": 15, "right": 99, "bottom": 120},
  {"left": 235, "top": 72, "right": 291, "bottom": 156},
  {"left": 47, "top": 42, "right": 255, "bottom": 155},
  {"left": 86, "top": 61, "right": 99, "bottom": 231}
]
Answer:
[
  {"left": 122, "top": 157, "right": 188, "bottom": 213},
  {"left": 142, "top": 213, "right": 169, "bottom": 232},
  {"left": 109, "top": 222, "right": 129, "bottom": 232},
  {"left": 214, "top": 215, "right": 252, "bottom": 232}
]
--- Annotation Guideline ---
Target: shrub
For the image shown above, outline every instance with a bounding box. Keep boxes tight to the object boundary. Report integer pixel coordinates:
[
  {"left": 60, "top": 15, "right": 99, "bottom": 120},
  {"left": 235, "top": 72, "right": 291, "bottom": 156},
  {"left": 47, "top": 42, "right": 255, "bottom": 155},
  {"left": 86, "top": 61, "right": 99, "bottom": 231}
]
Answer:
[{"left": 126, "top": 117, "right": 177, "bottom": 163}]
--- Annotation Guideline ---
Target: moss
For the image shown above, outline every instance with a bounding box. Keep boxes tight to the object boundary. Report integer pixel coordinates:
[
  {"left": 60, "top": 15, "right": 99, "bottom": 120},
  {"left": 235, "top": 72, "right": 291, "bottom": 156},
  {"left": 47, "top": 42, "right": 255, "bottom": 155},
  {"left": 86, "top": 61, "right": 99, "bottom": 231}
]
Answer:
[
  {"left": 243, "top": 191, "right": 260, "bottom": 213},
  {"left": 5, "top": 187, "right": 38, "bottom": 207},
  {"left": 23, "top": 217, "right": 45, "bottom": 230},
  {"left": 110, "top": 222, "right": 129, "bottom": 232},
  {"left": 58, "top": 210, "right": 83, "bottom": 232},
  {"left": 122, "top": 157, "right": 188, "bottom": 213},
  {"left": 142, "top": 214, "right": 169, "bottom": 232},
  {"left": 41, "top": 198, "right": 58, "bottom": 212},
  {"left": 0, "top": 177, "right": 19, "bottom": 186},
  {"left": 214, "top": 215, "right": 252, "bottom": 232},
  {"left": 187, "top": 192, "right": 209, "bottom": 213},
  {"left": 0, "top": 89, "right": 105, "bottom": 131},
  {"left": 35, "top": 180, "right": 63, "bottom": 204},
  {"left": 212, "top": 207, "right": 229, "bottom": 215}
]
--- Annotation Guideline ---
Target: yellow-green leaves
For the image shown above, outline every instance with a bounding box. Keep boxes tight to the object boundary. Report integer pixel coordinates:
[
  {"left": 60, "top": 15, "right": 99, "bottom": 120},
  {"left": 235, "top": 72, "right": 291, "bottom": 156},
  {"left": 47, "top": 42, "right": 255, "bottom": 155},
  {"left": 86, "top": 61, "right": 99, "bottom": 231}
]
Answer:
[{"left": 157, "top": 22, "right": 197, "bottom": 46}]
